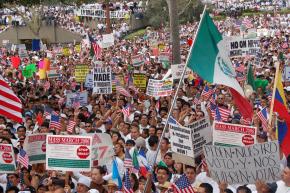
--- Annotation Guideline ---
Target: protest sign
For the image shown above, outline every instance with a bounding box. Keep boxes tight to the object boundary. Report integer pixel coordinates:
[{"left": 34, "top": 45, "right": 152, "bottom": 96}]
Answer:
[
  {"left": 99, "top": 33, "right": 114, "bottom": 48},
  {"left": 62, "top": 47, "right": 70, "bottom": 56},
  {"left": 66, "top": 91, "right": 88, "bottom": 108},
  {"left": 47, "top": 67, "right": 59, "bottom": 79},
  {"left": 91, "top": 133, "right": 114, "bottom": 167},
  {"left": 203, "top": 141, "right": 281, "bottom": 184},
  {"left": 93, "top": 67, "right": 112, "bottom": 94},
  {"left": 188, "top": 117, "right": 212, "bottom": 156},
  {"left": 112, "top": 74, "right": 125, "bottom": 91},
  {"left": 85, "top": 74, "right": 94, "bottom": 88},
  {"left": 131, "top": 54, "right": 144, "bottom": 67},
  {"left": 284, "top": 66, "right": 290, "bottom": 82},
  {"left": 213, "top": 121, "right": 257, "bottom": 146},
  {"left": 146, "top": 79, "right": 172, "bottom": 97},
  {"left": 225, "top": 36, "right": 260, "bottom": 57},
  {"left": 257, "top": 28, "right": 270, "bottom": 37},
  {"left": 133, "top": 73, "right": 147, "bottom": 91},
  {"left": 75, "top": 8, "right": 129, "bottom": 18},
  {"left": 158, "top": 52, "right": 171, "bottom": 63},
  {"left": 23, "top": 134, "right": 47, "bottom": 164},
  {"left": 19, "top": 48, "right": 28, "bottom": 59},
  {"left": 0, "top": 144, "right": 16, "bottom": 173},
  {"left": 171, "top": 64, "right": 191, "bottom": 80},
  {"left": 46, "top": 135, "right": 92, "bottom": 171},
  {"left": 75, "top": 65, "right": 89, "bottom": 83},
  {"left": 75, "top": 44, "right": 81, "bottom": 53}
]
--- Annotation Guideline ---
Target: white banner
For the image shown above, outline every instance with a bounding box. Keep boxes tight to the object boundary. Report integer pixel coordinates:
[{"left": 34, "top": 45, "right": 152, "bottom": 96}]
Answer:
[
  {"left": 213, "top": 121, "right": 257, "bottom": 146},
  {"left": 66, "top": 91, "right": 88, "bottom": 107},
  {"left": 85, "top": 74, "right": 94, "bottom": 88},
  {"left": 203, "top": 141, "right": 281, "bottom": 184},
  {"left": 93, "top": 67, "right": 112, "bottom": 94},
  {"left": 225, "top": 36, "right": 260, "bottom": 57},
  {"left": 284, "top": 66, "right": 290, "bottom": 82},
  {"left": 146, "top": 79, "right": 172, "bottom": 97},
  {"left": 132, "top": 54, "right": 144, "bottom": 67},
  {"left": 99, "top": 33, "right": 114, "bottom": 49},
  {"left": 46, "top": 135, "right": 92, "bottom": 171},
  {"left": 171, "top": 64, "right": 191, "bottom": 80},
  {"left": 23, "top": 134, "right": 47, "bottom": 164},
  {"left": 75, "top": 9, "right": 130, "bottom": 18}
]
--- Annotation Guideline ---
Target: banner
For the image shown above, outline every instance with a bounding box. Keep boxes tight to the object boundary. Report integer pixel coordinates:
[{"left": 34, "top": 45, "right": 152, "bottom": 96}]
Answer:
[
  {"left": 158, "top": 52, "right": 171, "bottom": 63},
  {"left": 146, "top": 79, "right": 172, "bottom": 97},
  {"left": 75, "top": 65, "right": 89, "bottom": 83},
  {"left": 171, "top": 64, "right": 191, "bottom": 80},
  {"left": 93, "top": 67, "right": 112, "bottom": 94},
  {"left": 23, "top": 134, "right": 47, "bottom": 164},
  {"left": 91, "top": 133, "right": 114, "bottom": 167},
  {"left": 46, "top": 135, "right": 92, "bottom": 171},
  {"left": 19, "top": 48, "right": 28, "bottom": 59},
  {"left": 62, "top": 47, "right": 70, "bottom": 56},
  {"left": 99, "top": 33, "right": 114, "bottom": 49},
  {"left": 131, "top": 54, "right": 144, "bottom": 67},
  {"left": 0, "top": 144, "right": 16, "bottom": 173},
  {"left": 66, "top": 91, "right": 88, "bottom": 108},
  {"left": 85, "top": 74, "right": 94, "bottom": 88},
  {"left": 213, "top": 122, "right": 257, "bottom": 146},
  {"left": 225, "top": 36, "right": 260, "bottom": 57},
  {"left": 133, "top": 73, "right": 147, "bottom": 91},
  {"left": 75, "top": 9, "right": 129, "bottom": 19},
  {"left": 203, "top": 141, "right": 281, "bottom": 184},
  {"left": 75, "top": 44, "right": 81, "bottom": 53},
  {"left": 47, "top": 67, "right": 59, "bottom": 79}
]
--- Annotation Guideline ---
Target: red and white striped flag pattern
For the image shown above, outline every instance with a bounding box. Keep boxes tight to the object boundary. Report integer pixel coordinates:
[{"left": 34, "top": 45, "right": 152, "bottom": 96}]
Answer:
[
  {"left": 67, "top": 120, "right": 76, "bottom": 133},
  {"left": 218, "top": 107, "right": 231, "bottom": 122},
  {"left": 92, "top": 43, "right": 102, "bottom": 59},
  {"left": 122, "top": 105, "right": 131, "bottom": 117},
  {"left": 257, "top": 107, "right": 268, "bottom": 131},
  {"left": 116, "top": 85, "right": 131, "bottom": 97},
  {"left": 0, "top": 75, "right": 23, "bottom": 123},
  {"left": 18, "top": 148, "right": 29, "bottom": 169}
]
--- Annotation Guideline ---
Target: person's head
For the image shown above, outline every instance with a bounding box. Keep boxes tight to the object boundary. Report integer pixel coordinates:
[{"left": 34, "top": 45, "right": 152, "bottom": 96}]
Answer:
[
  {"left": 217, "top": 94, "right": 225, "bottom": 105},
  {"left": 5, "top": 186, "right": 19, "bottom": 193},
  {"left": 148, "top": 135, "right": 159, "bottom": 150},
  {"left": 111, "top": 131, "right": 121, "bottom": 144},
  {"left": 138, "top": 176, "right": 146, "bottom": 192},
  {"left": 37, "top": 184, "right": 47, "bottom": 193},
  {"left": 197, "top": 183, "right": 213, "bottom": 193},
  {"left": 156, "top": 166, "right": 170, "bottom": 184},
  {"left": 140, "top": 114, "right": 148, "bottom": 126},
  {"left": 76, "top": 177, "right": 91, "bottom": 193},
  {"left": 125, "top": 139, "right": 135, "bottom": 150},
  {"left": 160, "top": 137, "right": 170, "bottom": 152},
  {"left": 91, "top": 166, "right": 106, "bottom": 184},
  {"left": 130, "top": 125, "right": 140, "bottom": 140},
  {"left": 85, "top": 121, "right": 93, "bottom": 133},
  {"left": 7, "top": 174, "right": 19, "bottom": 186},
  {"left": 130, "top": 173, "right": 139, "bottom": 191},
  {"left": 236, "top": 186, "right": 252, "bottom": 193},
  {"left": 163, "top": 152, "right": 173, "bottom": 166},
  {"left": 114, "top": 142, "right": 124, "bottom": 155},
  {"left": 39, "top": 122, "right": 49, "bottom": 133},
  {"left": 148, "top": 126, "right": 156, "bottom": 136},
  {"left": 17, "top": 126, "right": 26, "bottom": 138},
  {"left": 185, "top": 165, "right": 196, "bottom": 184}
]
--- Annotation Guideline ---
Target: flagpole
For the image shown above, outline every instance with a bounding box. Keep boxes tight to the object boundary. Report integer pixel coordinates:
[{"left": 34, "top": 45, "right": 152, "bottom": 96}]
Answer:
[
  {"left": 142, "top": 5, "right": 208, "bottom": 193},
  {"left": 268, "top": 62, "right": 279, "bottom": 131}
]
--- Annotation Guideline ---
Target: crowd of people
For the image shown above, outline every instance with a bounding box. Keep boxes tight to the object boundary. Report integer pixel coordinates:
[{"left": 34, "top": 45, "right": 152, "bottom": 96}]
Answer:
[{"left": 0, "top": 1, "right": 289, "bottom": 193}]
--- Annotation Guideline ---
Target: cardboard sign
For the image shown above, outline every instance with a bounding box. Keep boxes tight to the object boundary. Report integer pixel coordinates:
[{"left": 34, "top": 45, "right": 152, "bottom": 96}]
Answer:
[
  {"left": 225, "top": 36, "right": 260, "bottom": 57},
  {"left": 284, "top": 66, "right": 290, "bottom": 82},
  {"left": 66, "top": 91, "right": 88, "bottom": 108},
  {"left": 47, "top": 67, "right": 59, "bottom": 79},
  {"left": 171, "top": 64, "right": 191, "bottom": 80},
  {"left": 23, "top": 134, "right": 47, "bottom": 164},
  {"left": 146, "top": 79, "right": 172, "bottom": 97},
  {"left": 75, "top": 44, "right": 81, "bottom": 53},
  {"left": 158, "top": 52, "right": 171, "bottom": 63},
  {"left": 203, "top": 141, "right": 281, "bottom": 184},
  {"left": 213, "top": 122, "right": 257, "bottom": 147},
  {"left": 99, "top": 33, "right": 114, "bottom": 48},
  {"left": 62, "top": 47, "right": 70, "bottom": 56},
  {"left": 85, "top": 74, "right": 94, "bottom": 88},
  {"left": 19, "top": 48, "right": 28, "bottom": 59},
  {"left": 0, "top": 144, "right": 16, "bottom": 173},
  {"left": 46, "top": 135, "right": 92, "bottom": 171},
  {"left": 112, "top": 74, "right": 125, "bottom": 91},
  {"left": 93, "top": 67, "right": 112, "bottom": 94},
  {"left": 131, "top": 54, "right": 144, "bottom": 67},
  {"left": 133, "top": 73, "right": 147, "bottom": 91},
  {"left": 75, "top": 65, "right": 89, "bottom": 83},
  {"left": 91, "top": 133, "right": 114, "bottom": 167}
]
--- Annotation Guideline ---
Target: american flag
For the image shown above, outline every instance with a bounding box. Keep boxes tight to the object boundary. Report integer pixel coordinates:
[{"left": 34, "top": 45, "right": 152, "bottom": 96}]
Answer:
[
  {"left": 267, "top": 93, "right": 272, "bottom": 103},
  {"left": 116, "top": 85, "right": 131, "bottom": 97},
  {"left": 240, "top": 117, "right": 252, "bottom": 125},
  {"left": 124, "top": 149, "right": 133, "bottom": 169},
  {"left": 123, "top": 169, "right": 134, "bottom": 193},
  {"left": 193, "top": 94, "right": 200, "bottom": 105},
  {"left": 92, "top": 42, "right": 102, "bottom": 59},
  {"left": 215, "top": 106, "right": 230, "bottom": 122},
  {"left": 201, "top": 85, "right": 214, "bottom": 99},
  {"left": 235, "top": 63, "right": 245, "bottom": 73},
  {"left": 122, "top": 105, "right": 131, "bottom": 117},
  {"left": 209, "top": 93, "right": 216, "bottom": 105},
  {"left": 257, "top": 107, "right": 268, "bottom": 131},
  {"left": 67, "top": 120, "right": 76, "bottom": 133},
  {"left": 242, "top": 18, "right": 253, "bottom": 29},
  {"left": 128, "top": 85, "right": 139, "bottom": 93},
  {"left": 50, "top": 114, "right": 62, "bottom": 130},
  {"left": 201, "top": 158, "right": 208, "bottom": 172},
  {"left": 18, "top": 148, "right": 29, "bottom": 169},
  {"left": 171, "top": 174, "right": 195, "bottom": 193}
]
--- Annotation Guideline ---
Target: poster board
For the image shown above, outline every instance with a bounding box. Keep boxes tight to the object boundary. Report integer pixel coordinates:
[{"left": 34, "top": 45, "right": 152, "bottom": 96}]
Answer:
[
  {"left": 23, "top": 134, "right": 47, "bottom": 164},
  {"left": 46, "top": 135, "right": 92, "bottom": 171},
  {"left": 171, "top": 64, "right": 191, "bottom": 80},
  {"left": 146, "top": 79, "right": 172, "bottom": 97},
  {"left": 66, "top": 91, "right": 88, "bottom": 108},
  {"left": 0, "top": 144, "right": 16, "bottom": 173},
  {"left": 85, "top": 74, "right": 94, "bottom": 88},
  {"left": 131, "top": 54, "right": 144, "bottom": 67},
  {"left": 93, "top": 67, "right": 112, "bottom": 94},
  {"left": 133, "top": 73, "right": 147, "bottom": 91},
  {"left": 74, "top": 65, "right": 89, "bottom": 83},
  {"left": 225, "top": 36, "right": 260, "bottom": 57}
]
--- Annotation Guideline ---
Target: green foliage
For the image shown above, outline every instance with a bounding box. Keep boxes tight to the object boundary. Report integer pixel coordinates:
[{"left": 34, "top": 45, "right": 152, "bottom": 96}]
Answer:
[{"left": 124, "top": 29, "right": 146, "bottom": 40}]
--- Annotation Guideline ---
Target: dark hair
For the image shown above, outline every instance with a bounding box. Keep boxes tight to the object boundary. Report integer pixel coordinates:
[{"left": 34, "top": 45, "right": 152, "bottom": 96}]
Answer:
[
  {"left": 94, "top": 166, "right": 107, "bottom": 175},
  {"left": 199, "top": 183, "right": 213, "bottom": 193},
  {"left": 0, "top": 185, "right": 3, "bottom": 193},
  {"left": 148, "top": 135, "right": 159, "bottom": 147},
  {"left": 130, "top": 173, "right": 139, "bottom": 191},
  {"left": 156, "top": 166, "right": 170, "bottom": 175},
  {"left": 17, "top": 126, "right": 26, "bottom": 132},
  {"left": 224, "top": 189, "right": 234, "bottom": 193},
  {"left": 237, "top": 186, "right": 251, "bottom": 193},
  {"left": 162, "top": 137, "right": 170, "bottom": 144},
  {"left": 185, "top": 165, "right": 196, "bottom": 172},
  {"left": 5, "top": 186, "right": 19, "bottom": 193}
]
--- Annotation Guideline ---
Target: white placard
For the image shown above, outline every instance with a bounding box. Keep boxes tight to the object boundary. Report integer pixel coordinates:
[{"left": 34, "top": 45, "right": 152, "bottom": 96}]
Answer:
[
  {"left": 146, "top": 79, "right": 172, "bottom": 97},
  {"left": 93, "top": 67, "right": 112, "bottom": 94},
  {"left": 225, "top": 36, "right": 260, "bottom": 57},
  {"left": 23, "top": 134, "right": 47, "bottom": 164}
]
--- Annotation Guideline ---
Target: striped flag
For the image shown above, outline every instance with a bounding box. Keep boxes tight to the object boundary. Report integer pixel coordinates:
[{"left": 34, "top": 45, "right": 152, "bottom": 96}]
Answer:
[
  {"left": 0, "top": 75, "right": 23, "bottom": 123},
  {"left": 193, "top": 94, "right": 200, "bottom": 105},
  {"left": 92, "top": 43, "right": 102, "bottom": 59},
  {"left": 50, "top": 114, "right": 62, "bottom": 130},
  {"left": 116, "top": 85, "right": 131, "bottom": 97},
  {"left": 240, "top": 117, "right": 252, "bottom": 126},
  {"left": 171, "top": 174, "right": 195, "bottom": 193},
  {"left": 124, "top": 150, "right": 133, "bottom": 169},
  {"left": 235, "top": 63, "right": 245, "bottom": 73},
  {"left": 67, "top": 120, "right": 76, "bottom": 133},
  {"left": 201, "top": 85, "right": 214, "bottom": 99},
  {"left": 242, "top": 18, "right": 253, "bottom": 29},
  {"left": 215, "top": 106, "right": 230, "bottom": 122},
  {"left": 257, "top": 107, "right": 268, "bottom": 131},
  {"left": 18, "top": 148, "right": 29, "bottom": 169},
  {"left": 122, "top": 105, "right": 131, "bottom": 117},
  {"left": 123, "top": 169, "right": 134, "bottom": 193}
]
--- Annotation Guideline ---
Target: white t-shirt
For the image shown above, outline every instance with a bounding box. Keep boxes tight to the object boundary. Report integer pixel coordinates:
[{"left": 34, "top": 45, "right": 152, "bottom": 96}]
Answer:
[{"left": 276, "top": 180, "right": 290, "bottom": 193}]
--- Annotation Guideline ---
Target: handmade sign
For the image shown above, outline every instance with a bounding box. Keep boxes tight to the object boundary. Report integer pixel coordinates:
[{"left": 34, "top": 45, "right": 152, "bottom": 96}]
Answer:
[
  {"left": 23, "top": 134, "right": 47, "bottom": 164},
  {"left": 171, "top": 64, "right": 191, "bottom": 80},
  {"left": 0, "top": 144, "right": 16, "bottom": 173},
  {"left": 85, "top": 74, "right": 94, "bottom": 88},
  {"left": 146, "top": 79, "right": 172, "bottom": 97},
  {"left": 225, "top": 36, "right": 260, "bottom": 57},
  {"left": 66, "top": 91, "right": 88, "bottom": 108},
  {"left": 74, "top": 65, "right": 89, "bottom": 83},
  {"left": 131, "top": 54, "right": 144, "bottom": 67},
  {"left": 133, "top": 73, "right": 147, "bottom": 91},
  {"left": 93, "top": 67, "right": 112, "bottom": 94},
  {"left": 47, "top": 67, "right": 59, "bottom": 79}
]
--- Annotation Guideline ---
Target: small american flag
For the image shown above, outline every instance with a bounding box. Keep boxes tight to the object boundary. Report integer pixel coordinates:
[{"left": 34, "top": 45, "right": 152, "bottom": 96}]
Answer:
[
  {"left": 257, "top": 107, "right": 268, "bottom": 131},
  {"left": 171, "top": 174, "right": 195, "bottom": 193},
  {"left": 122, "top": 105, "right": 131, "bottom": 117},
  {"left": 193, "top": 94, "right": 200, "bottom": 105},
  {"left": 267, "top": 93, "right": 272, "bottom": 103},
  {"left": 215, "top": 106, "right": 230, "bottom": 122},
  {"left": 92, "top": 42, "right": 102, "bottom": 59},
  {"left": 18, "top": 148, "right": 29, "bottom": 169},
  {"left": 240, "top": 117, "right": 252, "bottom": 125},
  {"left": 67, "top": 120, "right": 76, "bottom": 133},
  {"left": 128, "top": 85, "right": 139, "bottom": 93},
  {"left": 201, "top": 85, "right": 214, "bottom": 99},
  {"left": 123, "top": 169, "right": 134, "bottom": 193},
  {"left": 116, "top": 85, "right": 131, "bottom": 97},
  {"left": 50, "top": 114, "right": 62, "bottom": 130},
  {"left": 242, "top": 18, "right": 253, "bottom": 29},
  {"left": 201, "top": 158, "right": 208, "bottom": 172},
  {"left": 124, "top": 150, "right": 133, "bottom": 169},
  {"left": 235, "top": 63, "right": 245, "bottom": 73}
]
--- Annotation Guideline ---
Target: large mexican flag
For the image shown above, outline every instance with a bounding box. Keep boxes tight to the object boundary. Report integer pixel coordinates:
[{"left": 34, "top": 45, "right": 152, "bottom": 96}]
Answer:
[{"left": 187, "top": 11, "right": 244, "bottom": 97}]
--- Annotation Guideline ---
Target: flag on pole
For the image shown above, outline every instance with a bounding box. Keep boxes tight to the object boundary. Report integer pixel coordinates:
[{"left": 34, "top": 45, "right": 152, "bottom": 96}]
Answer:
[
  {"left": 122, "top": 105, "right": 131, "bottom": 117},
  {"left": 124, "top": 149, "right": 133, "bottom": 169},
  {"left": 18, "top": 148, "right": 29, "bottom": 169},
  {"left": 187, "top": 10, "right": 244, "bottom": 97},
  {"left": 257, "top": 107, "right": 268, "bottom": 131},
  {"left": 171, "top": 174, "right": 195, "bottom": 193},
  {"left": 67, "top": 120, "right": 76, "bottom": 133},
  {"left": 50, "top": 114, "right": 62, "bottom": 130},
  {"left": 123, "top": 170, "right": 134, "bottom": 193},
  {"left": 0, "top": 75, "right": 23, "bottom": 123},
  {"left": 201, "top": 85, "right": 214, "bottom": 99}
]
